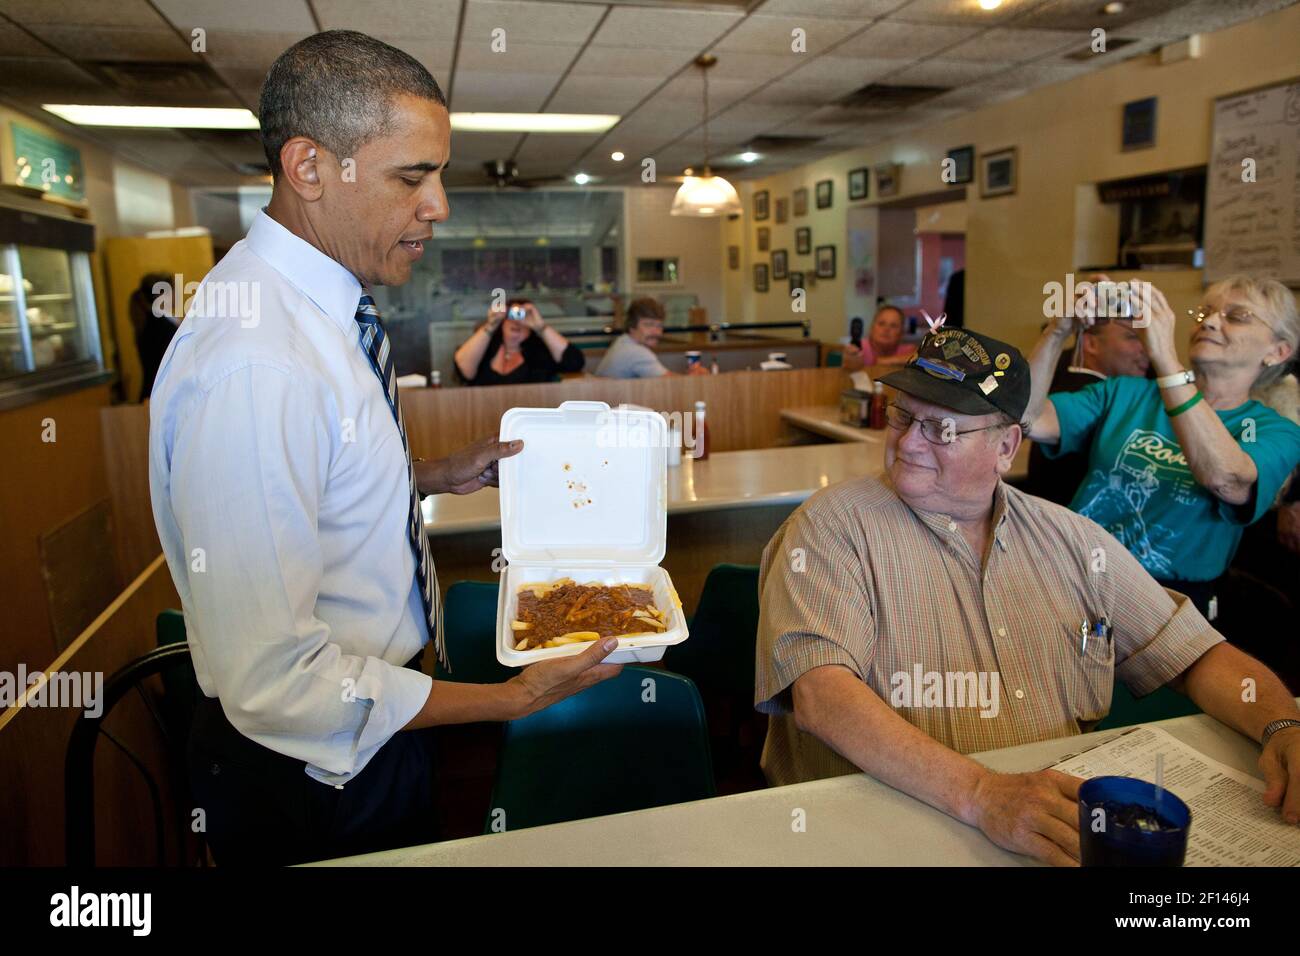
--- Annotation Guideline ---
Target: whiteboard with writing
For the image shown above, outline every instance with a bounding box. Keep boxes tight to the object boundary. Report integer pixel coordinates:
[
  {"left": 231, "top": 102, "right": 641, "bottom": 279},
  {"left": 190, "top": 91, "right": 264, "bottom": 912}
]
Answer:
[{"left": 1204, "top": 78, "right": 1300, "bottom": 286}]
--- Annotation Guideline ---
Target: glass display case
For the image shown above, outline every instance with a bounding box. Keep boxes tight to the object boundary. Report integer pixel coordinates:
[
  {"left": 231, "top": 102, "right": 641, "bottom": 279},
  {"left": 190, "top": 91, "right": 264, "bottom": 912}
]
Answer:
[{"left": 0, "top": 196, "right": 104, "bottom": 407}]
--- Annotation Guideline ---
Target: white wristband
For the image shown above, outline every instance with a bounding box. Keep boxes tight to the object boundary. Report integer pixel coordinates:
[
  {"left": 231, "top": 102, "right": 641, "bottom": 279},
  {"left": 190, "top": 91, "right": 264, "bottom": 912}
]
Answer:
[{"left": 1156, "top": 369, "right": 1195, "bottom": 389}]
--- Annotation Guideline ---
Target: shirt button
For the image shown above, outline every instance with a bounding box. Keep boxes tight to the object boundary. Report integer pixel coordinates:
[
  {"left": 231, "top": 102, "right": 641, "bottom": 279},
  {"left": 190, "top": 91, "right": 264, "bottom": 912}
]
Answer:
[
  {"left": 1014, "top": 689, "right": 1025, "bottom": 700},
  {"left": 947, "top": 521, "right": 957, "bottom": 532},
  {"left": 997, "top": 627, "right": 1007, "bottom": 637}
]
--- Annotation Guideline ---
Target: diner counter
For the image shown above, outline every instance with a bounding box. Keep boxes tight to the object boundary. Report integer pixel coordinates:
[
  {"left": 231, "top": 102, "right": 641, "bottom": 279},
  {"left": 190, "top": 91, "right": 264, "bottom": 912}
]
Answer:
[
  {"left": 422, "top": 440, "right": 879, "bottom": 537},
  {"left": 310, "top": 710, "right": 1262, "bottom": 866}
]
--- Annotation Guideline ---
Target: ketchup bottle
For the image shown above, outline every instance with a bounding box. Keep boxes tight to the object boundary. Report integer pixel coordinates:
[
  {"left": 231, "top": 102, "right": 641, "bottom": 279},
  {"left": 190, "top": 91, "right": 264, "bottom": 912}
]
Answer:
[{"left": 868, "top": 382, "right": 887, "bottom": 429}]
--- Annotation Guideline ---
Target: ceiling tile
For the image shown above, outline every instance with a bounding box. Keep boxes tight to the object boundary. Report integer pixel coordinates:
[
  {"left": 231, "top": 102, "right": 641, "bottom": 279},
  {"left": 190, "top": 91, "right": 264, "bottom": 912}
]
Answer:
[
  {"left": 545, "top": 74, "right": 662, "bottom": 113},
  {"left": 201, "top": 31, "right": 311, "bottom": 70},
  {"left": 942, "top": 26, "right": 1083, "bottom": 62},
  {"left": 460, "top": 0, "right": 607, "bottom": 47},
  {"left": 0, "top": 21, "right": 59, "bottom": 56},
  {"left": 1012, "top": 0, "right": 1196, "bottom": 34},
  {"left": 778, "top": 54, "right": 897, "bottom": 98},
  {"left": 29, "top": 26, "right": 195, "bottom": 61},
  {"left": 834, "top": 20, "right": 980, "bottom": 59},
  {"left": 1121, "top": 0, "right": 1297, "bottom": 41},
  {"left": 648, "top": 73, "right": 755, "bottom": 111},
  {"left": 450, "top": 69, "right": 558, "bottom": 112},
  {"left": 0, "top": 56, "right": 101, "bottom": 90},
  {"left": 713, "top": 14, "right": 873, "bottom": 56},
  {"left": 371, "top": 37, "right": 456, "bottom": 77},
  {"left": 0, "top": 0, "right": 170, "bottom": 28},
  {"left": 885, "top": 57, "right": 1008, "bottom": 87},
  {"left": 569, "top": 44, "right": 695, "bottom": 79},
  {"left": 456, "top": 39, "right": 581, "bottom": 73},
  {"left": 588, "top": 6, "right": 742, "bottom": 50},
  {"left": 757, "top": 0, "right": 901, "bottom": 17},
  {"left": 151, "top": 0, "right": 317, "bottom": 34},
  {"left": 314, "top": 0, "right": 461, "bottom": 37}
]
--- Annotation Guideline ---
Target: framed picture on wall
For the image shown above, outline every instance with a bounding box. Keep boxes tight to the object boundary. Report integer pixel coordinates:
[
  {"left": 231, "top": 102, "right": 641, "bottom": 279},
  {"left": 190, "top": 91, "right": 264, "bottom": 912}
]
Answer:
[
  {"left": 815, "top": 244, "right": 836, "bottom": 279},
  {"left": 771, "top": 249, "right": 788, "bottom": 280},
  {"left": 789, "top": 271, "right": 805, "bottom": 298},
  {"left": 875, "top": 163, "right": 901, "bottom": 198},
  {"left": 757, "top": 227, "right": 770, "bottom": 252},
  {"left": 945, "top": 145, "right": 974, "bottom": 185},
  {"left": 848, "top": 167, "right": 869, "bottom": 201},
  {"left": 727, "top": 245, "right": 739, "bottom": 270},
  {"left": 754, "top": 263, "right": 769, "bottom": 292},
  {"left": 775, "top": 197, "right": 789, "bottom": 223},
  {"left": 1122, "top": 97, "right": 1157, "bottom": 151},
  {"left": 795, "top": 226, "right": 811, "bottom": 255},
  {"left": 754, "top": 190, "right": 770, "bottom": 221},
  {"left": 793, "top": 187, "right": 808, "bottom": 216},
  {"left": 815, "top": 179, "right": 833, "bottom": 209},
  {"left": 980, "top": 147, "right": 1017, "bottom": 198}
]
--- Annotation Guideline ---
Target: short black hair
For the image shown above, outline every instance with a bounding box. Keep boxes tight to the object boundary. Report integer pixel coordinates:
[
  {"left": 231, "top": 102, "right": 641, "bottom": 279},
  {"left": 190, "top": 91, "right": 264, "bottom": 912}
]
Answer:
[{"left": 259, "top": 30, "right": 447, "bottom": 179}]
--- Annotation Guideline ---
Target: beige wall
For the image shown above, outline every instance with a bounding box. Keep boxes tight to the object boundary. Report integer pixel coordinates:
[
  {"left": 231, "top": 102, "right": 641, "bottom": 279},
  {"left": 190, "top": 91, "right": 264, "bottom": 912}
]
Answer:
[
  {"left": 624, "top": 186, "right": 724, "bottom": 321},
  {"left": 730, "top": 3, "right": 1300, "bottom": 361}
]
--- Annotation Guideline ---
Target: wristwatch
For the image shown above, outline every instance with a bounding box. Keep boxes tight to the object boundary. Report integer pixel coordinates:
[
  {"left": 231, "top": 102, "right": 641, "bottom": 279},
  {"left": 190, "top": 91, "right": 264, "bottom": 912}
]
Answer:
[
  {"left": 1261, "top": 718, "right": 1300, "bottom": 748},
  {"left": 1156, "top": 369, "right": 1195, "bottom": 389}
]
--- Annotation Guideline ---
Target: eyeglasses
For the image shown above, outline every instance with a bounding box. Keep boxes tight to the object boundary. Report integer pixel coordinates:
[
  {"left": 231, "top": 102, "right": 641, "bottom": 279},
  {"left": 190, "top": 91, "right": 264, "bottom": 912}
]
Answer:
[
  {"left": 885, "top": 404, "right": 1007, "bottom": 445},
  {"left": 1188, "top": 305, "right": 1271, "bottom": 330}
]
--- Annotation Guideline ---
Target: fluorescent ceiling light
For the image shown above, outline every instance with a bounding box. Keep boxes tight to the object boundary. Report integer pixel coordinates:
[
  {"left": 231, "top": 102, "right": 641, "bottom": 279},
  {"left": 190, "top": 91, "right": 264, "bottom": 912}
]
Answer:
[
  {"left": 450, "top": 112, "right": 619, "bottom": 133},
  {"left": 43, "top": 104, "right": 259, "bottom": 129}
]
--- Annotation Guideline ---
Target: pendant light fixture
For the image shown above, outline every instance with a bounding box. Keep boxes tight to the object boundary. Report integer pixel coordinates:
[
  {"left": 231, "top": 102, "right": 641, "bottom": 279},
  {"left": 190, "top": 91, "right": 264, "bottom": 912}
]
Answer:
[{"left": 671, "top": 54, "right": 743, "bottom": 217}]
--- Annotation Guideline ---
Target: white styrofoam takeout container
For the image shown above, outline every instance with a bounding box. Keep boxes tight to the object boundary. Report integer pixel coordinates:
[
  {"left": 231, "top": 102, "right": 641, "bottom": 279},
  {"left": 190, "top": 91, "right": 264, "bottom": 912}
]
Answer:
[{"left": 495, "top": 400, "right": 689, "bottom": 667}]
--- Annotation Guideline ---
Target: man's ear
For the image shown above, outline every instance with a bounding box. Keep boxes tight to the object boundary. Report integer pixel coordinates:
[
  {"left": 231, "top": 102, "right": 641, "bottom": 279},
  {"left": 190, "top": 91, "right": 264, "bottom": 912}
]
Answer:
[
  {"left": 995, "top": 422, "right": 1022, "bottom": 474},
  {"left": 278, "top": 137, "right": 324, "bottom": 201}
]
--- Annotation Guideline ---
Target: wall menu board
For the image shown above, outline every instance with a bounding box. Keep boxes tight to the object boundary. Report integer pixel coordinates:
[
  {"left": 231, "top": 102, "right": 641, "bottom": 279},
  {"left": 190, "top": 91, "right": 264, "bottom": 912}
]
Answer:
[
  {"left": 9, "top": 122, "right": 86, "bottom": 203},
  {"left": 1203, "top": 78, "right": 1300, "bottom": 286}
]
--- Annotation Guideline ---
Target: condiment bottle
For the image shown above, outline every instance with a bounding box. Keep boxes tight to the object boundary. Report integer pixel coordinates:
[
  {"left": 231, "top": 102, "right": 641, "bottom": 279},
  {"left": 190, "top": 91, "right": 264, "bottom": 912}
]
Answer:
[
  {"left": 691, "top": 399, "right": 710, "bottom": 460},
  {"left": 869, "top": 382, "right": 886, "bottom": 429}
]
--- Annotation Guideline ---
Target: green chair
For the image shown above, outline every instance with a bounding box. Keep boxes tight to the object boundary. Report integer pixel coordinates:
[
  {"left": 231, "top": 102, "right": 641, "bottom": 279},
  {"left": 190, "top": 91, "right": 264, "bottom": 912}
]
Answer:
[
  {"left": 665, "top": 563, "right": 761, "bottom": 699},
  {"left": 485, "top": 666, "right": 714, "bottom": 833},
  {"left": 1096, "top": 681, "right": 1201, "bottom": 731},
  {"left": 437, "top": 581, "right": 516, "bottom": 684}
]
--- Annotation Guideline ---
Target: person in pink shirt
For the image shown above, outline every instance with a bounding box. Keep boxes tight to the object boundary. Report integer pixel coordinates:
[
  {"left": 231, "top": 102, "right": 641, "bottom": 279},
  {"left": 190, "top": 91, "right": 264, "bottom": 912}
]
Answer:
[{"left": 843, "top": 306, "right": 917, "bottom": 369}]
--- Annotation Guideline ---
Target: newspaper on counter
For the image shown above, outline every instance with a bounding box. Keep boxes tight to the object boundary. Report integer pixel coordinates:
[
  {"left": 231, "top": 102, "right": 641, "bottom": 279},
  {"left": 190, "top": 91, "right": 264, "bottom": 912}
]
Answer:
[{"left": 1050, "top": 724, "right": 1300, "bottom": 866}]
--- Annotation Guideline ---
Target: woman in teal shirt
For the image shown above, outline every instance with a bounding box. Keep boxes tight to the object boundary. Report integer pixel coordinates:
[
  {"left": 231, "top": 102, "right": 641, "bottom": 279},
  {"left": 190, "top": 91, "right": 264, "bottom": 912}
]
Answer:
[{"left": 1024, "top": 275, "right": 1300, "bottom": 615}]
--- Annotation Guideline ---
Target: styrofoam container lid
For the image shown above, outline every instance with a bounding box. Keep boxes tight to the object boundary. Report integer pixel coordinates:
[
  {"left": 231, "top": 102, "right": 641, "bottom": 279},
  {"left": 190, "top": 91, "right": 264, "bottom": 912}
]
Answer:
[{"left": 498, "top": 401, "right": 667, "bottom": 566}]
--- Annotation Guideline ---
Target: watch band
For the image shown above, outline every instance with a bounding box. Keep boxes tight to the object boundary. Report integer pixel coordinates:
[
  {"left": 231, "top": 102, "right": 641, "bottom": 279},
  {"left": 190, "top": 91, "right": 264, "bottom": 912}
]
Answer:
[
  {"left": 1156, "top": 369, "right": 1195, "bottom": 389},
  {"left": 1261, "top": 718, "right": 1300, "bottom": 748}
]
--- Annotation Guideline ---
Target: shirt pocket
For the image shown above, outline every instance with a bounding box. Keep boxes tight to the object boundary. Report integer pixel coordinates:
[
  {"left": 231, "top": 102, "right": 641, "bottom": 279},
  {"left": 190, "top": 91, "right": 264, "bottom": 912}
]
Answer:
[{"left": 1060, "top": 621, "right": 1115, "bottom": 724}]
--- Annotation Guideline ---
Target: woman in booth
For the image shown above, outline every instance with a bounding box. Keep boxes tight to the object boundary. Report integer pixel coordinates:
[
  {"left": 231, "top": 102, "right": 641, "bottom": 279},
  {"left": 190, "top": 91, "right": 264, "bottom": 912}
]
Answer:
[
  {"left": 454, "top": 298, "right": 585, "bottom": 386},
  {"left": 843, "top": 305, "right": 917, "bottom": 370},
  {"left": 1024, "top": 274, "right": 1300, "bottom": 617}
]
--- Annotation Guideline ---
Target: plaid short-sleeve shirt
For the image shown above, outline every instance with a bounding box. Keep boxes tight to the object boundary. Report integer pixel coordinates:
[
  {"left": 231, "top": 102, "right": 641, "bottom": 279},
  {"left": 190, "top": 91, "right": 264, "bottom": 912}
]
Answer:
[{"left": 755, "top": 475, "right": 1223, "bottom": 787}]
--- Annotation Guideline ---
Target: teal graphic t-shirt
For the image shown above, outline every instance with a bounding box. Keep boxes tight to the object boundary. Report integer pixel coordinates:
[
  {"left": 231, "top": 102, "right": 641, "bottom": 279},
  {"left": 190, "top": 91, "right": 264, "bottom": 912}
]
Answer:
[{"left": 1042, "top": 376, "right": 1300, "bottom": 582}]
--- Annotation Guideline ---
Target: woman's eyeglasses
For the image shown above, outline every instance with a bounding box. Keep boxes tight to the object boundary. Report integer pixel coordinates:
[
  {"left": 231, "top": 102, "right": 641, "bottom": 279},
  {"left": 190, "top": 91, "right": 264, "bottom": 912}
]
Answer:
[
  {"left": 885, "top": 404, "right": 1006, "bottom": 445},
  {"left": 1187, "top": 305, "right": 1268, "bottom": 329}
]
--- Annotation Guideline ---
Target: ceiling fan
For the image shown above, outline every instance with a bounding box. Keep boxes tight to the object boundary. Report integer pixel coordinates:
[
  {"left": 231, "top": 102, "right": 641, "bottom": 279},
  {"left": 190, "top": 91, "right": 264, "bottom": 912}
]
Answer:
[{"left": 471, "top": 159, "right": 568, "bottom": 190}]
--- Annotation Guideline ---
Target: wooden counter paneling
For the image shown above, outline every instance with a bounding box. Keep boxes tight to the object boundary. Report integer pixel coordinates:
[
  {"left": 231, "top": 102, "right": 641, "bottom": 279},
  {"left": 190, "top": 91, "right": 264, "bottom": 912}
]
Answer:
[
  {"left": 401, "top": 367, "right": 852, "bottom": 460},
  {"left": 0, "top": 554, "right": 181, "bottom": 866}
]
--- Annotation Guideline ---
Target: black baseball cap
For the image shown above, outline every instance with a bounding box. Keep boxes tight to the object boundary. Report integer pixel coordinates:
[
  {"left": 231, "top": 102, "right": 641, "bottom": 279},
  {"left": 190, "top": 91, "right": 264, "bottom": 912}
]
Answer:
[{"left": 880, "top": 328, "right": 1030, "bottom": 422}]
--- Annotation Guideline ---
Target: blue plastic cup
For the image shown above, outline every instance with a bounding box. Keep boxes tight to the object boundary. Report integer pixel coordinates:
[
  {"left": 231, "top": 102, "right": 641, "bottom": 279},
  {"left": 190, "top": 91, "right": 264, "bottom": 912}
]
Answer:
[{"left": 1078, "top": 776, "right": 1191, "bottom": 866}]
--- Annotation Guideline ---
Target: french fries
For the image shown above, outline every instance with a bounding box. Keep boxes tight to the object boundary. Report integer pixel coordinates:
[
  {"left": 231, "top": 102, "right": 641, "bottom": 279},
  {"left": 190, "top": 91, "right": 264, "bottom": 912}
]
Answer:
[{"left": 510, "top": 580, "right": 666, "bottom": 651}]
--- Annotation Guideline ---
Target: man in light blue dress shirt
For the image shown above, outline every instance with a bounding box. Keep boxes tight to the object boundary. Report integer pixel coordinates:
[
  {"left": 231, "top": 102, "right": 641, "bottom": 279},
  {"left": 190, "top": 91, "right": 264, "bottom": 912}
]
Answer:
[{"left": 149, "top": 31, "right": 621, "bottom": 865}]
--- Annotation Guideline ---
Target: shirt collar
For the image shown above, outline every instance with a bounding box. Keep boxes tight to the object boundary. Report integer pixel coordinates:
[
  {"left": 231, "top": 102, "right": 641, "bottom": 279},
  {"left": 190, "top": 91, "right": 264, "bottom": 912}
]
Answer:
[
  {"left": 1066, "top": 365, "right": 1107, "bottom": 381},
  {"left": 885, "top": 474, "right": 1014, "bottom": 552},
  {"left": 245, "top": 209, "right": 364, "bottom": 336}
]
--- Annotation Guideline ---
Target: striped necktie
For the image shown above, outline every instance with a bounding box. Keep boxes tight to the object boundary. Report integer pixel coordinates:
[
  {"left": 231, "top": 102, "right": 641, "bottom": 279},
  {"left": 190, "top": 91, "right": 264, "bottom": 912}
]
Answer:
[{"left": 354, "top": 292, "right": 446, "bottom": 668}]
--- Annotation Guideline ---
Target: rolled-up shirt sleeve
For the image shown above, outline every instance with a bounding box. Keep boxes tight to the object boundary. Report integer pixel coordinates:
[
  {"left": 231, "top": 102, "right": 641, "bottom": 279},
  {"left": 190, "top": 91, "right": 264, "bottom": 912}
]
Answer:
[
  {"left": 754, "top": 508, "right": 874, "bottom": 715},
  {"left": 168, "top": 364, "right": 431, "bottom": 778},
  {"left": 1095, "top": 523, "right": 1224, "bottom": 697}
]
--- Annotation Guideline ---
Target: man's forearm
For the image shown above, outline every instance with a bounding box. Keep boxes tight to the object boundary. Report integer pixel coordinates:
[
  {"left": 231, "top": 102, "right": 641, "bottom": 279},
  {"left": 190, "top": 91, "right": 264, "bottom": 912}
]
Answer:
[
  {"left": 794, "top": 665, "right": 989, "bottom": 826},
  {"left": 1181, "top": 643, "right": 1300, "bottom": 742},
  {"left": 402, "top": 678, "right": 522, "bottom": 730}
]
